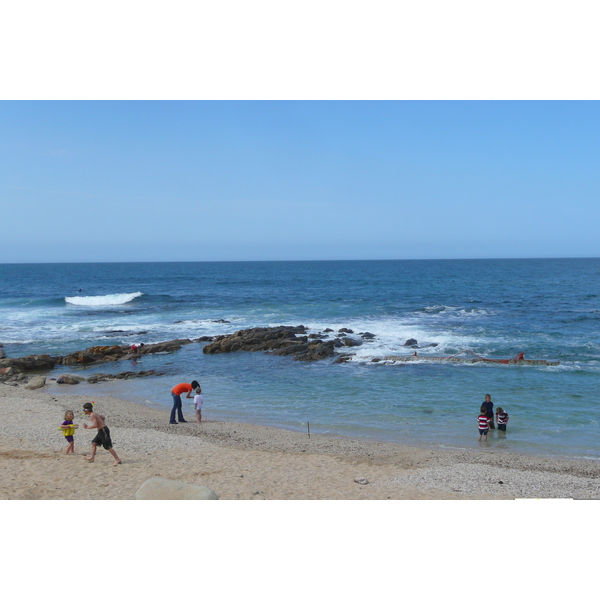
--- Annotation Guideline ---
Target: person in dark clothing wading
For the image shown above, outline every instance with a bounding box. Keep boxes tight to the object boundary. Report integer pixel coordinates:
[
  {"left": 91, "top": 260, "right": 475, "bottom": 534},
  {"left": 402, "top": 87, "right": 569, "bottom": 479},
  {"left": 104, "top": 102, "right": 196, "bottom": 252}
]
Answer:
[{"left": 481, "top": 394, "right": 495, "bottom": 429}]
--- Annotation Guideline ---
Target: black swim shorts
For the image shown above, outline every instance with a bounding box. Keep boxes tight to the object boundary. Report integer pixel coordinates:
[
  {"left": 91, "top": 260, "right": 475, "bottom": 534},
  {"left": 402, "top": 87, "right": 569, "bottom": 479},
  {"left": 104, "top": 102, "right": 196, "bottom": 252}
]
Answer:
[{"left": 91, "top": 426, "right": 113, "bottom": 449}]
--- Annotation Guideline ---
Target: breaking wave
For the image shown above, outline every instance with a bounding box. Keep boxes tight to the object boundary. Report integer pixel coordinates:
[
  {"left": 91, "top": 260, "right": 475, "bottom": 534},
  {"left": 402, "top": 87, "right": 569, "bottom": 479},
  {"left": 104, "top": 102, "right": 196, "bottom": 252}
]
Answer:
[{"left": 65, "top": 292, "right": 144, "bottom": 306}]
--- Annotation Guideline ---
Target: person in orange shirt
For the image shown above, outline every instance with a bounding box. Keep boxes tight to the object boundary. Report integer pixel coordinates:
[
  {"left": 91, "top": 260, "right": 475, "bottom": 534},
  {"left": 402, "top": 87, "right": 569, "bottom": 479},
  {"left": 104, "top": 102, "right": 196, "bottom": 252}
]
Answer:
[{"left": 170, "top": 380, "right": 199, "bottom": 424}]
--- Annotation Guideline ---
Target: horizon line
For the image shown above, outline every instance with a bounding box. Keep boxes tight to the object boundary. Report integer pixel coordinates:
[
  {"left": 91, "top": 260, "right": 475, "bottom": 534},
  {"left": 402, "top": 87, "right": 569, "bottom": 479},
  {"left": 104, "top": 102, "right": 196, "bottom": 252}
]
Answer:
[{"left": 1, "top": 256, "right": 599, "bottom": 266}]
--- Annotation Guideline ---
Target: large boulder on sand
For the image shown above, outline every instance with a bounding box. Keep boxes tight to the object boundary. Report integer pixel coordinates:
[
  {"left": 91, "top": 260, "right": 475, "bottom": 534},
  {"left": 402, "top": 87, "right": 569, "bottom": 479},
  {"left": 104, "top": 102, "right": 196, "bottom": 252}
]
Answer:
[
  {"left": 25, "top": 375, "right": 46, "bottom": 389},
  {"left": 134, "top": 477, "right": 219, "bottom": 500}
]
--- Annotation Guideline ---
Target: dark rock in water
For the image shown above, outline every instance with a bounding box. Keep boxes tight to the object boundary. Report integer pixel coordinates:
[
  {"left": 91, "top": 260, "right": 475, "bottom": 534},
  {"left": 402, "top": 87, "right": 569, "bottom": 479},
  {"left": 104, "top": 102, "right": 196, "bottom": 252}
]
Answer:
[
  {"left": 271, "top": 344, "right": 309, "bottom": 356},
  {"left": 308, "top": 333, "right": 325, "bottom": 339},
  {"left": 203, "top": 326, "right": 308, "bottom": 355},
  {"left": 140, "top": 339, "right": 192, "bottom": 354},
  {"left": 400, "top": 339, "right": 438, "bottom": 349},
  {"left": 196, "top": 336, "right": 215, "bottom": 342},
  {"left": 323, "top": 328, "right": 334, "bottom": 333},
  {"left": 360, "top": 332, "right": 376, "bottom": 339},
  {"left": 203, "top": 325, "right": 343, "bottom": 362},
  {"left": 104, "top": 330, "right": 148, "bottom": 337},
  {"left": 87, "top": 370, "right": 161, "bottom": 383},
  {"left": 212, "top": 319, "right": 231, "bottom": 323},
  {"left": 336, "top": 333, "right": 347, "bottom": 337},
  {"left": 63, "top": 351, "right": 97, "bottom": 365},
  {"left": 57, "top": 373, "right": 85, "bottom": 384},
  {"left": 341, "top": 337, "right": 363, "bottom": 347},
  {"left": 334, "top": 355, "right": 353, "bottom": 363},
  {"left": 295, "top": 340, "right": 336, "bottom": 361},
  {"left": 338, "top": 328, "right": 354, "bottom": 334}
]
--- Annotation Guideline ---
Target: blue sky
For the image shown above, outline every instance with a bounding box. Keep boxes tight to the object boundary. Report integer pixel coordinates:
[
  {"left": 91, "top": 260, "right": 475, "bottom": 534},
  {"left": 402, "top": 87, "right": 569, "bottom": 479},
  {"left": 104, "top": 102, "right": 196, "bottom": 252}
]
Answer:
[{"left": 1, "top": 100, "right": 599, "bottom": 262}]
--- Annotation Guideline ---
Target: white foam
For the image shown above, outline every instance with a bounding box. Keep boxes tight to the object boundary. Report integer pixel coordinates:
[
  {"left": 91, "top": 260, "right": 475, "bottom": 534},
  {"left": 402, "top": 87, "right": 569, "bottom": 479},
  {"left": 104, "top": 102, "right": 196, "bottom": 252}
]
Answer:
[{"left": 65, "top": 292, "right": 143, "bottom": 306}]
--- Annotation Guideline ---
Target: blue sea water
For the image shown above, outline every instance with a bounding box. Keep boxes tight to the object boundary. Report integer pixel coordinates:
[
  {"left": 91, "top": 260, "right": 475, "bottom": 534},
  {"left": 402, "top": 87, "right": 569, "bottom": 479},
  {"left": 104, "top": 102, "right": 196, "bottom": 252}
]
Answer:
[{"left": 1, "top": 259, "right": 599, "bottom": 459}]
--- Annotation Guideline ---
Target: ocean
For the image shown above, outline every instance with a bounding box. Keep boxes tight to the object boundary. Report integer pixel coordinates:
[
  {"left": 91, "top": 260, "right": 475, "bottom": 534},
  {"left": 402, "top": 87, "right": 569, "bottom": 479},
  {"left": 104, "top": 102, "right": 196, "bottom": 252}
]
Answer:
[{"left": 1, "top": 259, "right": 599, "bottom": 460}]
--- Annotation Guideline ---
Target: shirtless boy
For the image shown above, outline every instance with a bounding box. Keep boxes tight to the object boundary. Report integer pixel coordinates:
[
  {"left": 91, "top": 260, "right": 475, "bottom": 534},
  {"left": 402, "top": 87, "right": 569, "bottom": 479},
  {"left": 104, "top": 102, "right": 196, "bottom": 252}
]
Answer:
[{"left": 82, "top": 403, "right": 122, "bottom": 465}]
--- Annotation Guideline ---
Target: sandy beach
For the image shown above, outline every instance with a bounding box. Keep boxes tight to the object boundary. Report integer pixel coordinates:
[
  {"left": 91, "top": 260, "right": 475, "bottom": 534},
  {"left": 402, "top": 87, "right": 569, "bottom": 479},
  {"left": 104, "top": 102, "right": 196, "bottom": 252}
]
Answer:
[{"left": 1, "top": 382, "right": 598, "bottom": 500}]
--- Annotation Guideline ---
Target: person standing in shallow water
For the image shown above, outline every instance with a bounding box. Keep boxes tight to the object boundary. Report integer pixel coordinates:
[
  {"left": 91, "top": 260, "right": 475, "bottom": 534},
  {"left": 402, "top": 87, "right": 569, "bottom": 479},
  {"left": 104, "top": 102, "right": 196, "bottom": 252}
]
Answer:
[
  {"left": 496, "top": 407, "right": 509, "bottom": 432},
  {"left": 170, "top": 380, "right": 199, "bottom": 424},
  {"left": 481, "top": 394, "right": 495, "bottom": 429}
]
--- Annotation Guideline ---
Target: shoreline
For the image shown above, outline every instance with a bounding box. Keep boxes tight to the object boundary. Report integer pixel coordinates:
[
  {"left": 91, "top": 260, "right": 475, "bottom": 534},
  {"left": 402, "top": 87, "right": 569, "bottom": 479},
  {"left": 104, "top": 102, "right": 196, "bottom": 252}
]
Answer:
[
  {"left": 47, "top": 378, "right": 599, "bottom": 464},
  {"left": 1, "top": 382, "right": 599, "bottom": 499}
]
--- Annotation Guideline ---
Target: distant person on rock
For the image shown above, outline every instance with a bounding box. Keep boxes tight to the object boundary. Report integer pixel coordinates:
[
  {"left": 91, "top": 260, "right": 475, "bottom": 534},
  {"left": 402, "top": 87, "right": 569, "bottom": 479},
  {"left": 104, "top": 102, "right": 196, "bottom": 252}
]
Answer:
[{"left": 170, "top": 380, "right": 199, "bottom": 424}]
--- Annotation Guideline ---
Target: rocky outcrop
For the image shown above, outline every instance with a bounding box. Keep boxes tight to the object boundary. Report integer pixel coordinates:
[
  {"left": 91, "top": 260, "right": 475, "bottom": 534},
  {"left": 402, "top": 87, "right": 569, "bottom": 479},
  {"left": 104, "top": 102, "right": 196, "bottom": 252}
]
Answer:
[
  {"left": 294, "top": 340, "right": 337, "bottom": 361},
  {"left": 0, "top": 338, "right": 195, "bottom": 375},
  {"left": 0, "top": 368, "right": 28, "bottom": 386},
  {"left": 0, "top": 354, "right": 59, "bottom": 372},
  {"left": 134, "top": 477, "right": 219, "bottom": 500},
  {"left": 87, "top": 370, "right": 161, "bottom": 383},
  {"left": 203, "top": 326, "right": 308, "bottom": 355},
  {"left": 202, "top": 326, "right": 345, "bottom": 362},
  {"left": 203, "top": 325, "right": 371, "bottom": 362},
  {"left": 0, "top": 325, "right": 374, "bottom": 376}
]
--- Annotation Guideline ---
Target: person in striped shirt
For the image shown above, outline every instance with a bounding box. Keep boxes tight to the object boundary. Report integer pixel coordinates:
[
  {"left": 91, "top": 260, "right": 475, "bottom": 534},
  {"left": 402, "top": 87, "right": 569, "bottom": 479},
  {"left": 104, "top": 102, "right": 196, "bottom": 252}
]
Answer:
[
  {"left": 496, "top": 407, "right": 509, "bottom": 432},
  {"left": 478, "top": 408, "right": 490, "bottom": 441}
]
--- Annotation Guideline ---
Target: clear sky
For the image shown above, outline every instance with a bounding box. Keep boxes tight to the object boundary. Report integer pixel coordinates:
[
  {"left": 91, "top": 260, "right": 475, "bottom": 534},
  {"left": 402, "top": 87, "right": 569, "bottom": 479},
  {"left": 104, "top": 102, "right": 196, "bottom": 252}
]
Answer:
[{"left": 1, "top": 100, "right": 599, "bottom": 263}]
